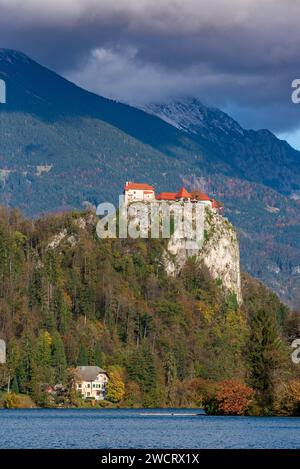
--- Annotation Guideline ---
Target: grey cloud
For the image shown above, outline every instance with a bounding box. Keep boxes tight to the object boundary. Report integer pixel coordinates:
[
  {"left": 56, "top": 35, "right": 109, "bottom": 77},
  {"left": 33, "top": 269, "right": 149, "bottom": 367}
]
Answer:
[{"left": 1, "top": 0, "right": 300, "bottom": 136}]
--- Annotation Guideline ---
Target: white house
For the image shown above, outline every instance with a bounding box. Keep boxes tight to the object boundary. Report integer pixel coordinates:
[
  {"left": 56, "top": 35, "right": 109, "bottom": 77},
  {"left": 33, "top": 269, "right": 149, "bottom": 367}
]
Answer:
[
  {"left": 75, "top": 366, "right": 109, "bottom": 400},
  {"left": 124, "top": 181, "right": 155, "bottom": 204}
]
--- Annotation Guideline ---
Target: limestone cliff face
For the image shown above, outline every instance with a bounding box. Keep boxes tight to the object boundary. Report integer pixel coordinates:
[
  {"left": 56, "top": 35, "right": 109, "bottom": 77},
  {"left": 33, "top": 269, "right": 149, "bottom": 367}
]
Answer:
[{"left": 164, "top": 208, "right": 242, "bottom": 304}]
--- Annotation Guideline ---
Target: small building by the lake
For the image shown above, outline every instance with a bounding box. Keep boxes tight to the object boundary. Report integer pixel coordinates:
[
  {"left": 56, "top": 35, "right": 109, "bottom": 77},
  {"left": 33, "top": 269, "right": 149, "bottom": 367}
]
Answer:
[{"left": 75, "top": 366, "right": 108, "bottom": 400}]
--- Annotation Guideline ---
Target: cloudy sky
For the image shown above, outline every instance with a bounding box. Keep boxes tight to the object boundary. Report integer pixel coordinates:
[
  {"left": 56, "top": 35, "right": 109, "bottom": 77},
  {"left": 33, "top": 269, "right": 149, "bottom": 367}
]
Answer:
[{"left": 1, "top": 0, "right": 300, "bottom": 147}]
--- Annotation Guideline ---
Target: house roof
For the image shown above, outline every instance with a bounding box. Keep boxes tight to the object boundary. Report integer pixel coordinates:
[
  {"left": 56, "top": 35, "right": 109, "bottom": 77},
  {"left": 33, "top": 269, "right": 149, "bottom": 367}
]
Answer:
[
  {"left": 156, "top": 192, "right": 177, "bottom": 200},
  {"left": 190, "top": 190, "right": 211, "bottom": 201},
  {"left": 124, "top": 182, "right": 154, "bottom": 191},
  {"left": 176, "top": 187, "right": 191, "bottom": 198},
  {"left": 212, "top": 198, "right": 222, "bottom": 209},
  {"left": 76, "top": 366, "right": 107, "bottom": 381}
]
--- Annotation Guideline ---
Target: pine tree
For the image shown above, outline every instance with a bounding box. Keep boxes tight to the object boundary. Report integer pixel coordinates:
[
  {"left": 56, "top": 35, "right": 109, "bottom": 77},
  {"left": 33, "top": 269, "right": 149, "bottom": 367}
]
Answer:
[
  {"left": 33, "top": 331, "right": 52, "bottom": 369},
  {"left": 127, "top": 346, "right": 157, "bottom": 399},
  {"left": 31, "top": 331, "right": 54, "bottom": 403},
  {"left": 92, "top": 342, "right": 104, "bottom": 367},
  {"left": 52, "top": 332, "right": 67, "bottom": 383},
  {"left": 77, "top": 344, "right": 89, "bottom": 366},
  {"left": 11, "top": 376, "right": 19, "bottom": 394},
  {"left": 17, "top": 332, "right": 35, "bottom": 393},
  {"left": 248, "top": 308, "right": 285, "bottom": 410}
]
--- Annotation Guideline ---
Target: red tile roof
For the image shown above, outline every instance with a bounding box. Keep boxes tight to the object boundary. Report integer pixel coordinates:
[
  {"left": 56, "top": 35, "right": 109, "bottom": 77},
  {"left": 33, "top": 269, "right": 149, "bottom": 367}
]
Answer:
[
  {"left": 123, "top": 183, "right": 221, "bottom": 208},
  {"left": 191, "top": 190, "right": 211, "bottom": 201},
  {"left": 156, "top": 192, "right": 177, "bottom": 200},
  {"left": 212, "top": 198, "right": 222, "bottom": 209},
  {"left": 176, "top": 187, "right": 191, "bottom": 198},
  {"left": 124, "top": 182, "right": 154, "bottom": 191}
]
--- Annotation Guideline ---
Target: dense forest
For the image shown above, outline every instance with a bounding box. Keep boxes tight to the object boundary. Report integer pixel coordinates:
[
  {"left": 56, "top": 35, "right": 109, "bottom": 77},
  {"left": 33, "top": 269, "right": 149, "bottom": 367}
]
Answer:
[{"left": 0, "top": 206, "right": 299, "bottom": 415}]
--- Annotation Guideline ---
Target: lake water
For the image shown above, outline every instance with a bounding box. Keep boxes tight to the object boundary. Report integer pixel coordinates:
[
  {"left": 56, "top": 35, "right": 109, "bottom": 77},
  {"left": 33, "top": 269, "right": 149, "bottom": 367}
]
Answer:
[{"left": 0, "top": 408, "right": 300, "bottom": 449}]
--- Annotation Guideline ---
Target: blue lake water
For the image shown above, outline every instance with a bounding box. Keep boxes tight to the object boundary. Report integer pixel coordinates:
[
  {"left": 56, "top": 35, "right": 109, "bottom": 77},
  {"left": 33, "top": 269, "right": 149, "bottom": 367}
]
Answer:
[{"left": 0, "top": 408, "right": 300, "bottom": 449}]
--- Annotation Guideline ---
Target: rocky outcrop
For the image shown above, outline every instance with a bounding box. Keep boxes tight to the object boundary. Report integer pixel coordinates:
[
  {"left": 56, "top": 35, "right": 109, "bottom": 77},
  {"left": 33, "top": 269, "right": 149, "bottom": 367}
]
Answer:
[{"left": 164, "top": 207, "right": 242, "bottom": 304}]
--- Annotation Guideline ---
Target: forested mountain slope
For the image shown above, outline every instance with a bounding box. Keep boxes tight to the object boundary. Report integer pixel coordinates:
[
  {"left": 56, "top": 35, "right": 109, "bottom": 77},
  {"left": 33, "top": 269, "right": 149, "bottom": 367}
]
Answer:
[
  {"left": 0, "top": 207, "right": 296, "bottom": 414},
  {"left": 2, "top": 49, "right": 300, "bottom": 306}
]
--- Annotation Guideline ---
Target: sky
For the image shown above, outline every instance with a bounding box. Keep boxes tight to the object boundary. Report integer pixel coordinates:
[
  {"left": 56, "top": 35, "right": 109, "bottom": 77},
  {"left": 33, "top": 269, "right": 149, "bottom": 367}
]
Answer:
[{"left": 1, "top": 0, "right": 300, "bottom": 148}]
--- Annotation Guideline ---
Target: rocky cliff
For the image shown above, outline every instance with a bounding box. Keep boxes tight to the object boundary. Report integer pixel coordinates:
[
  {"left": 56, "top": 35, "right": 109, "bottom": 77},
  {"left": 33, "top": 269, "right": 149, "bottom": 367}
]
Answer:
[
  {"left": 164, "top": 207, "right": 242, "bottom": 304},
  {"left": 61, "top": 204, "right": 242, "bottom": 304}
]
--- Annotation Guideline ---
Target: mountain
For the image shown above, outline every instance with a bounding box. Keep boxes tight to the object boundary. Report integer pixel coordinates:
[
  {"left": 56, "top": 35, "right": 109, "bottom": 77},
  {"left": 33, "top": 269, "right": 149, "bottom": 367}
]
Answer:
[
  {"left": 0, "top": 207, "right": 290, "bottom": 411},
  {"left": 1, "top": 49, "right": 300, "bottom": 306},
  {"left": 144, "top": 98, "right": 300, "bottom": 195}
]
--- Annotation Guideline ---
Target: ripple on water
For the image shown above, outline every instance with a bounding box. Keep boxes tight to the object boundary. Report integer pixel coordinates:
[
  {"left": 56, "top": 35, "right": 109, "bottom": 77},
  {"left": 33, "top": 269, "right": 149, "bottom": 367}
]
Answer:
[{"left": 0, "top": 409, "right": 300, "bottom": 449}]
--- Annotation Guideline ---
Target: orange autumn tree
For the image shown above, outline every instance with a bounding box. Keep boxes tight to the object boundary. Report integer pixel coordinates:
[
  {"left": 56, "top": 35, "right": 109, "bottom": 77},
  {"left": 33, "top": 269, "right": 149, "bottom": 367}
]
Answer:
[
  {"left": 203, "top": 380, "right": 254, "bottom": 415},
  {"left": 214, "top": 380, "right": 254, "bottom": 415}
]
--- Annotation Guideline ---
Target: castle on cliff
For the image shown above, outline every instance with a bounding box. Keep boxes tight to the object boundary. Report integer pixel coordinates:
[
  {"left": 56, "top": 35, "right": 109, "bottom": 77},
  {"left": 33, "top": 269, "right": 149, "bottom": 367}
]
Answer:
[{"left": 124, "top": 181, "right": 222, "bottom": 212}]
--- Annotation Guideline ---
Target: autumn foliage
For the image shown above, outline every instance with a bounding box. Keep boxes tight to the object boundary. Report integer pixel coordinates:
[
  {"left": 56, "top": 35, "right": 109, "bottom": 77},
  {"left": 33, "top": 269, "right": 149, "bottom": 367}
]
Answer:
[
  {"left": 274, "top": 380, "right": 300, "bottom": 416},
  {"left": 0, "top": 208, "right": 291, "bottom": 412},
  {"left": 205, "top": 380, "right": 254, "bottom": 415}
]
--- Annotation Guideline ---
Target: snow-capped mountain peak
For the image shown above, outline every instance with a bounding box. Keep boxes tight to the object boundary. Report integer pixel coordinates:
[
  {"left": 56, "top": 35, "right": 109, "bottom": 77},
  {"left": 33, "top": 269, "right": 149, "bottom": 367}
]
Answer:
[{"left": 142, "top": 97, "right": 245, "bottom": 139}]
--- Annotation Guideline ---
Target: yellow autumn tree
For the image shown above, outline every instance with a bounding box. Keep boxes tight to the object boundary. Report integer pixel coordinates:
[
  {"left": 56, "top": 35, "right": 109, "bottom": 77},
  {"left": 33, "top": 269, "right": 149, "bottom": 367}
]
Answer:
[{"left": 106, "top": 366, "right": 125, "bottom": 403}]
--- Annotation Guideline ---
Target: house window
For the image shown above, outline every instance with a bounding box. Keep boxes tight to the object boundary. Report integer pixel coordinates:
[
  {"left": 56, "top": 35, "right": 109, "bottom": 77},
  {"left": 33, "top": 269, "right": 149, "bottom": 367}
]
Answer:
[
  {"left": 87, "top": 383, "right": 90, "bottom": 388},
  {"left": 78, "top": 384, "right": 81, "bottom": 388}
]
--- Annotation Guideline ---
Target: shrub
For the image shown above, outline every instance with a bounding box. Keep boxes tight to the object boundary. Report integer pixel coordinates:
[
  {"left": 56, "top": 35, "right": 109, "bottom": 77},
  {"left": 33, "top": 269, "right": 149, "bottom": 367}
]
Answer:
[
  {"left": 274, "top": 380, "right": 300, "bottom": 416},
  {"left": 204, "top": 380, "right": 254, "bottom": 415}
]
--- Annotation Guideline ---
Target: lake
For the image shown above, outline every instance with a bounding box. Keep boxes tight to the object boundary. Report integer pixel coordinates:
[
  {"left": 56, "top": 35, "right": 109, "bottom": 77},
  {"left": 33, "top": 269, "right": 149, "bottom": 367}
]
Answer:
[{"left": 0, "top": 408, "right": 300, "bottom": 448}]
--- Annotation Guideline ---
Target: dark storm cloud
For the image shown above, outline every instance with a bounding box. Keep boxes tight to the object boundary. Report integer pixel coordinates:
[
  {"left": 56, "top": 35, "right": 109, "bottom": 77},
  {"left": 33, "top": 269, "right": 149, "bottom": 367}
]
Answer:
[{"left": 1, "top": 0, "right": 300, "bottom": 136}]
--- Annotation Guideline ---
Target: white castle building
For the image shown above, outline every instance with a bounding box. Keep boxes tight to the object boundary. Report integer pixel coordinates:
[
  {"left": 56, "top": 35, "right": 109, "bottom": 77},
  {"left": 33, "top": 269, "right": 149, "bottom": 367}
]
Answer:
[
  {"left": 124, "top": 182, "right": 155, "bottom": 204},
  {"left": 124, "top": 181, "right": 222, "bottom": 211}
]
